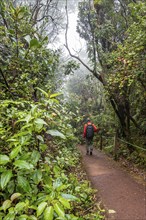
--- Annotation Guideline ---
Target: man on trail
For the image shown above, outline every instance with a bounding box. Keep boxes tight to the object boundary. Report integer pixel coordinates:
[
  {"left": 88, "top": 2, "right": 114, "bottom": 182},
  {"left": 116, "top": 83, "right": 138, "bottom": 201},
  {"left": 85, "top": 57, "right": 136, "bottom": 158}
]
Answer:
[{"left": 83, "top": 118, "right": 99, "bottom": 155}]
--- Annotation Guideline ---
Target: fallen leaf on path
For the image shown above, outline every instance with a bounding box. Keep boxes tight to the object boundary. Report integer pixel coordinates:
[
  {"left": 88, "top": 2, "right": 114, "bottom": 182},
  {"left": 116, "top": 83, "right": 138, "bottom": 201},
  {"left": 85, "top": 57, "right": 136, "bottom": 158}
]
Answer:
[{"left": 108, "top": 209, "right": 116, "bottom": 214}]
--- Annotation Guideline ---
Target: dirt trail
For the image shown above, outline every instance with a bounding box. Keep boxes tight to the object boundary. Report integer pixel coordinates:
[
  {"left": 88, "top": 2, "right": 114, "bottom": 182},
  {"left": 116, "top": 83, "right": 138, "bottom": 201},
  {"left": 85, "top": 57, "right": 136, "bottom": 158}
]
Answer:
[{"left": 78, "top": 145, "right": 146, "bottom": 220}]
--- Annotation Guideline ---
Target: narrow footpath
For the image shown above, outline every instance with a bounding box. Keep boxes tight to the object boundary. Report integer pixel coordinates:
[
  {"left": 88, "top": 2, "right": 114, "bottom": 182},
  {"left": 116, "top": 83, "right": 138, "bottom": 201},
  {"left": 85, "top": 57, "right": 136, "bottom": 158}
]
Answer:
[{"left": 78, "top": 145, "right": 146, "bottom": 220}]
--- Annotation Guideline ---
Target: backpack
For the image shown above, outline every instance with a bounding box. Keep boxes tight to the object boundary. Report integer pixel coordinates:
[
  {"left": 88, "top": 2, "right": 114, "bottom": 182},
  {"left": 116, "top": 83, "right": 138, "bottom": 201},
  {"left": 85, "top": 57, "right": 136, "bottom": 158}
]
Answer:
[{"left": 86, "top": 124, "right": 94, "bottom": 139}]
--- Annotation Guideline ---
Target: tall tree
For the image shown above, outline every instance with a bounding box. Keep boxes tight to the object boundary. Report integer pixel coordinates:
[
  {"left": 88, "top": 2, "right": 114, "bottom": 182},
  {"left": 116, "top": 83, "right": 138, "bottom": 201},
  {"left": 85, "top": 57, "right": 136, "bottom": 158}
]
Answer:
[
  {"left": 0, "top": 0, "right": 61, "bottom": 100},
  {"left": 75, "top": 0, "right": 146, "bottom": 147}
]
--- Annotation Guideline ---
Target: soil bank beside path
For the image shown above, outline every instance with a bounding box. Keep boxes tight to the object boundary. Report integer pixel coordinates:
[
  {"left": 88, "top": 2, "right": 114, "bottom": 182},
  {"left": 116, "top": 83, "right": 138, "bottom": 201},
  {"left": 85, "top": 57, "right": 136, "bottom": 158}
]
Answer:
[{"left": 78, "top": 145, "right": 146, "bottom": 220}]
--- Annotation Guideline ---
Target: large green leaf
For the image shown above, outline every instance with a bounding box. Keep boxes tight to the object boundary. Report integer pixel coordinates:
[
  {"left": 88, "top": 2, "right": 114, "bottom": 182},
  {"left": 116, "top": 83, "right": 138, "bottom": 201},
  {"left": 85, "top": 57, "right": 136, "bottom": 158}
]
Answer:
[
  {"left": 61, "top": 193, "right": 79, "bottom": 201},
  {"left": 36, "top": 87, "right": 49, "bottom": 97},
  {"left": 11, "top": 193, "right": 21, "bottom": 202},
  {"left": 31, "top": 150, "right": 41, "bottom": 165},
  {"left": 0, "top": 154, "right": 10, "bottom": 165},
  {"left": 53, "top": 165, "right": 61, "bottom": 176},
  {"left": 37, "top": 202, "right": 47, "bottom": 217},
  {"left": 54, "top": 203, "right": 65, "bottom": 217},
  {"left": 0, "top": 212, "right": 5, "bottom": 219},
  {"left": 17, "top": 7, "right": 27, "bottom": 19},
  {"left": 18, "top": 214, "right": 28, "bottom": 220},
  {"left": 30, "top": 39, "right": 40, "bottom": 48},
  {"left": 4, "top": 212, "right": 15, "bottom": 220},
  {"left": 34, "top": 119, "right": 47, "bottom": 131},
  {"left": 35, "top": 118, "right": 47, "bottom": 125},
  {"left": 14, "top": 160, "right": 34, "bottom": 169},
  {"left": 24, "top": 114, "right": 32, "bottom": 123},
  {"left": 0, "top": 167, "right": 6, "bottom": 173},
  {"left": 59, "top": 197, "right": 71, "bottom": 209},
  {"left": 2, "top": 200, "right": 12, "bottom": 212},
  {"left": 32, "top": 169, "right": 42, "bottom": 184},
  {"left": 50, "top": 92, "right": 62, "bottom": 98},
  {"left": 36, "top": 135, "right": 44, "bottom": 142},
  {"left": 46, "top": 130, "right": 66, "bottom": 139},
  {"left": 10, "top": 145, "right": 21, "bottom": 160},
  {"left": 24, "top": 35, "right": 31, "bottom": 44},
  {"left": 1, "top": 170, "right": 13, "bottom": 189},
  {"left": 44, "top": 206, "right": 54, "bottom": 220},
  {"left": 17, "top": 175, "right": 31, "bottom": 192},
  {"left": 15, "top": 202, "right": 26, "bottom": 212},
  {"left": 7, "top": 179, "right": 15, "bottom": 194},
  {"left": 53, "top": 178, "right": 62, "bottom": 189},
  {"left": 30, "top": 105, "right": 37, "bottom": 115}
]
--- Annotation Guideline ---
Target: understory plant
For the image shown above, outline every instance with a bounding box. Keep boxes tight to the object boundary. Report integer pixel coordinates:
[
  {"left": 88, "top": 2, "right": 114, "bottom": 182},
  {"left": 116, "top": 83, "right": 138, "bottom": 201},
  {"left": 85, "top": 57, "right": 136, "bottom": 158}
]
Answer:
[{"left": 0, "top": 91, "right": 104, "bottom": 220}]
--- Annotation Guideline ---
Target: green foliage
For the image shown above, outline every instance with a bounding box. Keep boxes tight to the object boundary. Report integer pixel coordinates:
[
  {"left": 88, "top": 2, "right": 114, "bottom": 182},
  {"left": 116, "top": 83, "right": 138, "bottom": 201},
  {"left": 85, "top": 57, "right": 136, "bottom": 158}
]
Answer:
[
  {"left": 63, "top": 60, "right": 80, "bottom": 76},
  {"left": 0, "top": 1, "right": 60, "bottom": 100},
  {"left": 77, "top": 0, "right": 146, "bottom": 159},
  {"left": 107, "top": 2, "right": 146, "bottom": 135},
  {"left": 0, "top": 91, "right": 104, "bottom": 219},
  {"left": 0, "top": 2, "right": 106, "bottom": 219}
]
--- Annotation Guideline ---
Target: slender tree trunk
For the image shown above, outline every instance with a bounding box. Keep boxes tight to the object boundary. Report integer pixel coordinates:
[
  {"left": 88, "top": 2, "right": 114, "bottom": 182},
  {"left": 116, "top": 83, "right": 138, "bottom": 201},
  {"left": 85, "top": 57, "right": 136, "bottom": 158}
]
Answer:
[
  {"left": 114, "top": 129, "right": 119, "bottom": 160},
  {"left": 32, "top": 85, "right": 38, "bottom": 102}
]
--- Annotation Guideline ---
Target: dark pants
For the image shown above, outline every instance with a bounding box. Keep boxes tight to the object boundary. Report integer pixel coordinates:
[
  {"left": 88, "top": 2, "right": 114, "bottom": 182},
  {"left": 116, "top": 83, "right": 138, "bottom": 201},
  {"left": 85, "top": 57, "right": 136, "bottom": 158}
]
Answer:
[{"left": 86, "top": 138, "right": 93, "bottom": 153}]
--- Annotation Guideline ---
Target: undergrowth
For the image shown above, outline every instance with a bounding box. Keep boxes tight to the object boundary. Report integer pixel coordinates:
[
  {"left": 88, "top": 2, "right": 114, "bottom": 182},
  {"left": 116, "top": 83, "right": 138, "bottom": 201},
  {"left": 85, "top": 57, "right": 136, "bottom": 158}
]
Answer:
[{"left": 0, "top": 97, "right": 105, "bottom": 220}]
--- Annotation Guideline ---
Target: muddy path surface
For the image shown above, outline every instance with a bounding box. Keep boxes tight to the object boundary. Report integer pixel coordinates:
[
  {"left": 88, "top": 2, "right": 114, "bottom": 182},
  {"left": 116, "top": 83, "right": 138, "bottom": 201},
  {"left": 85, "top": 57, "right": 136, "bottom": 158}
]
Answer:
[{"left": 78, "top": 145, "right": 146, "bottom": 220}]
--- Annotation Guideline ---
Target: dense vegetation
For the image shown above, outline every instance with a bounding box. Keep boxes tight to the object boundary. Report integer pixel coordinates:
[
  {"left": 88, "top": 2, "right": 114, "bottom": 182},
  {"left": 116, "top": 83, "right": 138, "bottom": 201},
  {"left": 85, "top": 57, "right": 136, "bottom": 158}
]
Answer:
[
  {"left": 0, "top": 0, "right": 104, "bottom": 219},
  {"left": 0, "top": 97, "right": 105, "bottom": 219},
  {"left": 0, "top": 0, "right": 146, "bottom": 219}
]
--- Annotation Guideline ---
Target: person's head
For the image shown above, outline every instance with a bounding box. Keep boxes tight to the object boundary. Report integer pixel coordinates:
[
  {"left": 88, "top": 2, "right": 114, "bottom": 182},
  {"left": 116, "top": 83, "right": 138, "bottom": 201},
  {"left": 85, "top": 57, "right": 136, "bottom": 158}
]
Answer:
[{"left": 87, "top": 118, "right": 90, "bottom": 122}]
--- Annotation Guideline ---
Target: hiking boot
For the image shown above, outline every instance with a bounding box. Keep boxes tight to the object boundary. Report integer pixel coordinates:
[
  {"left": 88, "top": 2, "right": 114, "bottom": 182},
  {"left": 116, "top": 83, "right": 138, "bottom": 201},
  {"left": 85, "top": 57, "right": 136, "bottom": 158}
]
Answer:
[
  {"left": 86, "top": 150, "right": 89, "bottom": 155},
  {"left": 90, "top": 151, "right": 92, "bottom": 155}
]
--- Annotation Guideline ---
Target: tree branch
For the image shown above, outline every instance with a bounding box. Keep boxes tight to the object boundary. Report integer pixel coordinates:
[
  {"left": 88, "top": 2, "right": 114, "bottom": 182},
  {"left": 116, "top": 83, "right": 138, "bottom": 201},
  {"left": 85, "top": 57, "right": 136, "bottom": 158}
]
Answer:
[
  {"left": 118, "top": 0, "right": 129, "bottom": 29},
  {"left": 64, "top": 0, "right": 103, "bottom": 84},
  {"left": 0, "top": 68, "right": 10, "bottom": 89},
  {"left": 129, "top": 114, "right": 145, "bottom": 133},
  {"left": 0, "top": 68, "right": 14, "bottom": 98}
]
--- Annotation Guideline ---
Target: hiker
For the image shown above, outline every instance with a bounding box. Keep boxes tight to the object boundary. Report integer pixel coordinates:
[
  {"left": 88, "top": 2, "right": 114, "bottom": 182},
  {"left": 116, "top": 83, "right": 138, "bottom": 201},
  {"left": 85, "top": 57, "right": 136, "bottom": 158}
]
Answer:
[{"left": 83, "top": 118, "right": 99, "bottom": 155}]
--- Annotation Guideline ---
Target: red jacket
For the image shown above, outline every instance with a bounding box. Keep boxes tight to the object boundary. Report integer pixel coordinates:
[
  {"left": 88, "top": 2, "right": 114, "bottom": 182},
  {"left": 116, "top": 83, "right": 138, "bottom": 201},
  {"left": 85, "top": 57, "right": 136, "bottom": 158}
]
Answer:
[{"left": 83, "top": 122, "right": 99, "bottom": 138}]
